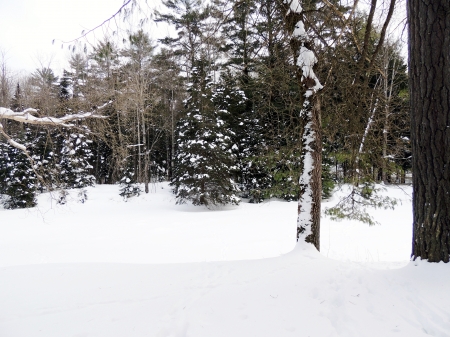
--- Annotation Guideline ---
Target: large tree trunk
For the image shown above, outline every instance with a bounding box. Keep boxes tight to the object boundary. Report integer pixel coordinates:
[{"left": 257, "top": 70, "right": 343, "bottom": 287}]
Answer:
[{"left": 408, "top": 0, "right": 450, "bottom": 262}]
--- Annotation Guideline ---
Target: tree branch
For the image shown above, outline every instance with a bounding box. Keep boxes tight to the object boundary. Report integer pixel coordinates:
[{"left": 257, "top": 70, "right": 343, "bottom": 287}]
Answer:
[
  {"left": 58, "top": 0, "right": 134, "bottom": 44},
  {"left": 0, "top": 102, "right": 110, "bottom": 153},
  {"left": 0, "top": 102, "right": 109, "bottom": 128}
]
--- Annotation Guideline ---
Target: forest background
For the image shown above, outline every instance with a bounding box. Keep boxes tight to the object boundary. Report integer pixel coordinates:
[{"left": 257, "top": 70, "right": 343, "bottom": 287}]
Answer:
[{"left": 0, "top": 0, "right": 409, "bottom": 220}]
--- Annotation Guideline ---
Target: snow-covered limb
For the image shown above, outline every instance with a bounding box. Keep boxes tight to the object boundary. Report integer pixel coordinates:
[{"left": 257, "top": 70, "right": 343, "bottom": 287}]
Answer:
[
  {"left": 0, "top": 102, "right": 110, "bottom": 154},
  {"left": 0, "top": 102, "right": 109, "bottom": 128},
  {"left": 0, "top": 121, "right": 44, "bottom": 182},
  {"left": 297, "top": 47, "right": 323, "bottom": 93},
  {"left": 0, "top": 122, "right": 27, "bottom": 151}
]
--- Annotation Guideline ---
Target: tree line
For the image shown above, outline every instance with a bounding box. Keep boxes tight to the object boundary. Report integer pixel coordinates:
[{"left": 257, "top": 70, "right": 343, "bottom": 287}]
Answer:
[{"left": 0, "top": 0, "right": 408, "bottom": 213}]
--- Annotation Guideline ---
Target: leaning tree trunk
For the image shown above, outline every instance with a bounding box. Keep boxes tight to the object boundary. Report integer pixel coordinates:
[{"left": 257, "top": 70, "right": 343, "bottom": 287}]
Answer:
[
  {"left": 408, "top": 0, "right": 450, "bottom": 262},
  {"left": 284, "top": 0, "right": 323, "bottom": 250}
]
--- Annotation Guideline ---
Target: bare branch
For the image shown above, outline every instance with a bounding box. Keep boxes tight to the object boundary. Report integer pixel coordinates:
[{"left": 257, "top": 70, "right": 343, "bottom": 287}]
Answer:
[
  {"left": 58, "top": 0, "right": 134, "bottom": 44},
  {"left": 368, "top": 0, "right": 397, "bottom": 71}
]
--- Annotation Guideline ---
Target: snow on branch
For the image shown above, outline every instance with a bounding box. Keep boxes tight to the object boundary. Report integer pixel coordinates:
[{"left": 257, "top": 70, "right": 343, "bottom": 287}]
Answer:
[
  {"left": 286, "top": 0, "right": 303, "bottom": 14},
  {"left": 0, "top": 122, "right": 27, "bottom": 151},
  {"left": 0, "top": 121, "right": 43, "bottom": 181},
  {"left": 285, "top": 0, "right": 323, "bottom": 96},
  {"left": 0, "top": 102, "right": 109, "bottom": 128},
  {"left": 0, "top": 101, "right": 110, "bottom": 153}
]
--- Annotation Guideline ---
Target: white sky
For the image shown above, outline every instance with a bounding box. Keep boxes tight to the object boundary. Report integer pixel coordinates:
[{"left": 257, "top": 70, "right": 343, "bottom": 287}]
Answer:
[
  {"left": 0, "top": 0, "right": 160, "bottom": 77},
  {"left": 0, "top": 0, "right": 406, "bottom": 78}
]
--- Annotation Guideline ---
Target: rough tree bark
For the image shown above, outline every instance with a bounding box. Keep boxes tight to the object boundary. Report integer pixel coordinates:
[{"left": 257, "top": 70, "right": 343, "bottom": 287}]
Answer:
[{"left": 408, "top": 0, "right": 450, "bottom": 262}]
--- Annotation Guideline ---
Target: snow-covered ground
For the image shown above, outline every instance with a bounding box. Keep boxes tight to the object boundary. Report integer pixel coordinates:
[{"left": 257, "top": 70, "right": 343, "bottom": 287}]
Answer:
[{"left": 0, "top": 183, "right": 449, "bottom": 337}]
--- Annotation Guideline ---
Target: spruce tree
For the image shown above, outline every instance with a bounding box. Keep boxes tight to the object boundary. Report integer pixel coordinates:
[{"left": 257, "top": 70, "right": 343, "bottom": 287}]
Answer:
[
  {"left": 59, "top": 131, "right": 95, "bottom": 202},
  {"left": 10, "top": 83, "right": 24, "bottom": 112},
  {"left": 0, "top": 130, "right": 37, "bottom": 209},
  {"left": 59, "top": 70, "right": 73, "bottom": 100},
  {"left": 172, "top": 63, "right": 239, "bottom": 206},
  {"left": 30, "top": 128, "right": 59, "bottom": 192},
  {"left": 119, "top": 161, "right": 141, "bottom": 201},
  {"left": 210, "top": 72, "right": 264, "bottom": 201}
]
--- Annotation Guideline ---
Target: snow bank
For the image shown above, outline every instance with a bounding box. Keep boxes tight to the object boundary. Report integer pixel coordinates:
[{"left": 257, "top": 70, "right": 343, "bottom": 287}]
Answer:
[{"left": 1, "top": 183, "right": 448, "bottom": 337}]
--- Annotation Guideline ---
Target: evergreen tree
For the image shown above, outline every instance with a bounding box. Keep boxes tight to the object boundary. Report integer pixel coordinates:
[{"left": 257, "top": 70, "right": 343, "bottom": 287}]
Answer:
[
  {"left": 91, "top": 138, "right": 114, "bottom": 184},
  {"left": 119, "top": 160, "right": 141, "bottom": 201},
  {"left": 59, "top": 70, "right": 73, "bottom": 100},
  {"left": 10, "top": 83, "right": 24, "bottom": 112},
  {"left": 59, "top": 131, "right": 95, "bottom": 202},
  {"left": 214, "top": 0, "right": 259, "bottom": 84},
  {"left": 30, "top": 128, "right": 60, "bottom": 192},
  {"left": 88, "top": 39, "right": 125, "bottom": 183},
  {"left": 247, "top": 30, "right": 303, "bottom": 202},
  {"left": 155, "top": 0, "right": 215, "bottom": 77},
  {"left": 68, "top": 53, "right": 88, "bottom": 98},
  {"left": 209, "top": 72, "right": 265, "bottom": 201},
  {"left": 171, "top": 63, "right": 239, "bottom": 206},
  {"left": 0, "top": 129, "right": 37, "bottom": 209}
]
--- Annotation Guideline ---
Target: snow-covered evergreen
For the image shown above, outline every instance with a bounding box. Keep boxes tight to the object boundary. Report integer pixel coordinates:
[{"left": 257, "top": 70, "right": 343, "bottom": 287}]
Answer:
[
  {"left": 172, "top": 64, "right": 239, "bottom": 207},
  {"left": 119, "top": 164, "right": 141, "bottom": 201},
  {"left": 0, "top": 129, "right": 37, "bottom": 209},
  {"left": 59, "top": 70, "right": 74, "bottom": 100},
  {"left": 30, "top": 129, "right": 59, "bottom": 192},
  {"left": 59, "top": 131, "right": 95, "bottom": 202}
]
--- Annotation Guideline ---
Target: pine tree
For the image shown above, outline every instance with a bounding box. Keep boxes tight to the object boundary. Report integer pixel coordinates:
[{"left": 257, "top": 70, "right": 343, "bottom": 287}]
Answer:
[
  {"left": 59, "top": 70, "right": 73, "bottom": 100},
  {"left": 209, "top": 72, "right": 264, "bottom": 201},
  {"left": 119, "top": 161, "right": 141, "bottom": 201},
  {"left": 0, "top": 129, "right": 37, "bottom": 209},
  {"left": 29, "top": 128, "right": 60, "bottom": 192},
  {"left": 68, "top": 53, "right": 88, "bottom": 98},
  {"left": 214, "top": 0, "right": 259, "bottom": 84},
  {"left": 155, "top": 0, "right": 215, "bottom": 77},
  {"left": 172, "top": 63, "right": 239, "bottom": 206},
  {"left": 10, "top": 83, "right": 24, "bottom": 112},
  {"left": 59, "top": 131, "right": 95, "bottom": 202}
]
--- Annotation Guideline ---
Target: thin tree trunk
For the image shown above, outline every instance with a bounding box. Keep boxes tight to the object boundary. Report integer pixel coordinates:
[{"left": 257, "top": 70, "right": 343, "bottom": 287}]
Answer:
[
  {"left": 297, "top": 96, "right": 322, "bottom": 249},
  {"left": 142, "top": 108, "right": 149, "bottom": 193},
  {"left": 171, "top": 89, "right": 175, "bottom": 180},
  {"left": 408, "top": 0, "right": 450, "bottom": 262},
  {"left": 137, "top": 106, "right": 142, "bottom": 183},
  {"left": 284, "top": 0, "right": 323, "bottom": 250},
  {"left": 382, "top": 57, "right": 397, "bottom": 184}
]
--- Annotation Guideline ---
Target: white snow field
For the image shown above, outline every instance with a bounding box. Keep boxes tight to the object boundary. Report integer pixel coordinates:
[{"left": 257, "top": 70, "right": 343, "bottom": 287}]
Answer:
[{"left": 0, "top": 183, "right": 449, "bottom": 337}]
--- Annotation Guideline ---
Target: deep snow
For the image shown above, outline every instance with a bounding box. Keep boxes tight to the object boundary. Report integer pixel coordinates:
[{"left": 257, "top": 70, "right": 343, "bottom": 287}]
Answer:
[{"left": 0, "top": 183, "right": 449, "bottom": 337}]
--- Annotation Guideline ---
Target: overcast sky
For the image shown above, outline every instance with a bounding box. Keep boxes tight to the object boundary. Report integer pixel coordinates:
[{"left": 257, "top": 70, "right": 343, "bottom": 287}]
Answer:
[
  {"left": 0, "top": 0, "right": 159, "bottom": 76},
  {"left": 0, "top": 0, "right": 406, "bottom": 78}
]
